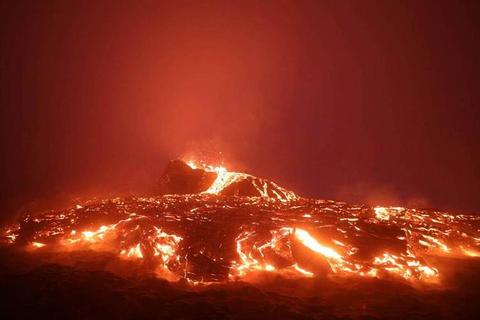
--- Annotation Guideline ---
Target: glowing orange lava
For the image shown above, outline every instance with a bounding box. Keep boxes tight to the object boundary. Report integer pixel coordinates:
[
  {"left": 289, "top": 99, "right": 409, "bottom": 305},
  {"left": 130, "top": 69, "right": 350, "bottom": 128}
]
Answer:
[{"left": 1, "top": 163, "right": 479, "bottom": 284}]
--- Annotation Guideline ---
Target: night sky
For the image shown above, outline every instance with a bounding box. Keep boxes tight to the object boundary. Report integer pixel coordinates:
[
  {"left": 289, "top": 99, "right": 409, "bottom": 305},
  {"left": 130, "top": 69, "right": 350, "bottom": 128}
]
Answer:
[{"left": 1, "top": 0, "right": 479, "bottom": 219}]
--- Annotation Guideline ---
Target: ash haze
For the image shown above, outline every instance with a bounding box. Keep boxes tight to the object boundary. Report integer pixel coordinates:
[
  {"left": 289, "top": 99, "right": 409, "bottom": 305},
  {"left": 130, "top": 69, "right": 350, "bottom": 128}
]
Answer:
[{"left": 1, "top": 0, "right": 480, "bottom": 220}]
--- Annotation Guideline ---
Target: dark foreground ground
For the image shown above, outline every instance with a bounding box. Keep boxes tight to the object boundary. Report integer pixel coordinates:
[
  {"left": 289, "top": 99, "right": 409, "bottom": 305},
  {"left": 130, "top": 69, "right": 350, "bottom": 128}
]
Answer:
[{"left": 1, "top": 248, "right": 479, "bottom": 320}]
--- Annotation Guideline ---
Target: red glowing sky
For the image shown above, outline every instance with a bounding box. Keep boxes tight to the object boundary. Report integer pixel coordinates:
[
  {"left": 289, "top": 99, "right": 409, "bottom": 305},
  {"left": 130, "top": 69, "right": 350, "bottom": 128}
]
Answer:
[{"left": 0, "top": 0, "right": 479, "bottom": 217}]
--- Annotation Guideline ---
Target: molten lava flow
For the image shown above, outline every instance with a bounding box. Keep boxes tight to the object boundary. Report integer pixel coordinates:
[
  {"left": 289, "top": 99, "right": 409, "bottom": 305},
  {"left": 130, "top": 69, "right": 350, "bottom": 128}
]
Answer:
[
  {"left": 292, "top": 228, "right": 342, "bottom": 260},
  {"left": 1, "top": 163, "right": 480, "bottom": 285},
  {"left": 31, "top": 242, "right": 46, "bottom": 248},
  {"left": 185, "top": 160, "right": 297, "bottom": 201},
  {"left": 186, "top": 161, "right": 246, "bottom": 195}
]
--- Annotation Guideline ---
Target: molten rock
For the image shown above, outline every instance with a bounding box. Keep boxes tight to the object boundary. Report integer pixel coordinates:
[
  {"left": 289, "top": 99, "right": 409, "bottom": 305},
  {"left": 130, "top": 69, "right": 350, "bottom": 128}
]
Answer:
[
  {"left": 159, "top": 160, "right": 298, "bottom": 202},
  {"left": 1, "top": 161, "right": 479, "bottom": 284},
  {"left": 2, "top": 160, "right": 480, "bottom": 319}
]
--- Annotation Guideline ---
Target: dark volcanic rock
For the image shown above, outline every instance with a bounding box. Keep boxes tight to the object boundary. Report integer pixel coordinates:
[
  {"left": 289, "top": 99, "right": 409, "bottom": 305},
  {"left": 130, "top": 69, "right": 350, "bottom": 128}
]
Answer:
[
  {"left": 157, "top": 160, "right": 297, "bottom": 201},
  {"left": 219, "top": 175, "right": 296, "bottom": 200},
  {"left": 1, "top": 249, "right": 480, "bottom": 320},
  {"left": 157, "top": 160, "right": 217, "bottom": 195},
  {"left": 219, "top": 178, "right": 259, "bottom": 197}
]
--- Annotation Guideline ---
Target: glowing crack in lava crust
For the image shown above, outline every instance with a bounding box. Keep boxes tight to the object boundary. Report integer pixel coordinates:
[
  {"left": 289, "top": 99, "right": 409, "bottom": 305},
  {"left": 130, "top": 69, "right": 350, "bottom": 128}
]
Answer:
[{"left": 1, "top": 160, "right": 479, "bottom": 284}]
